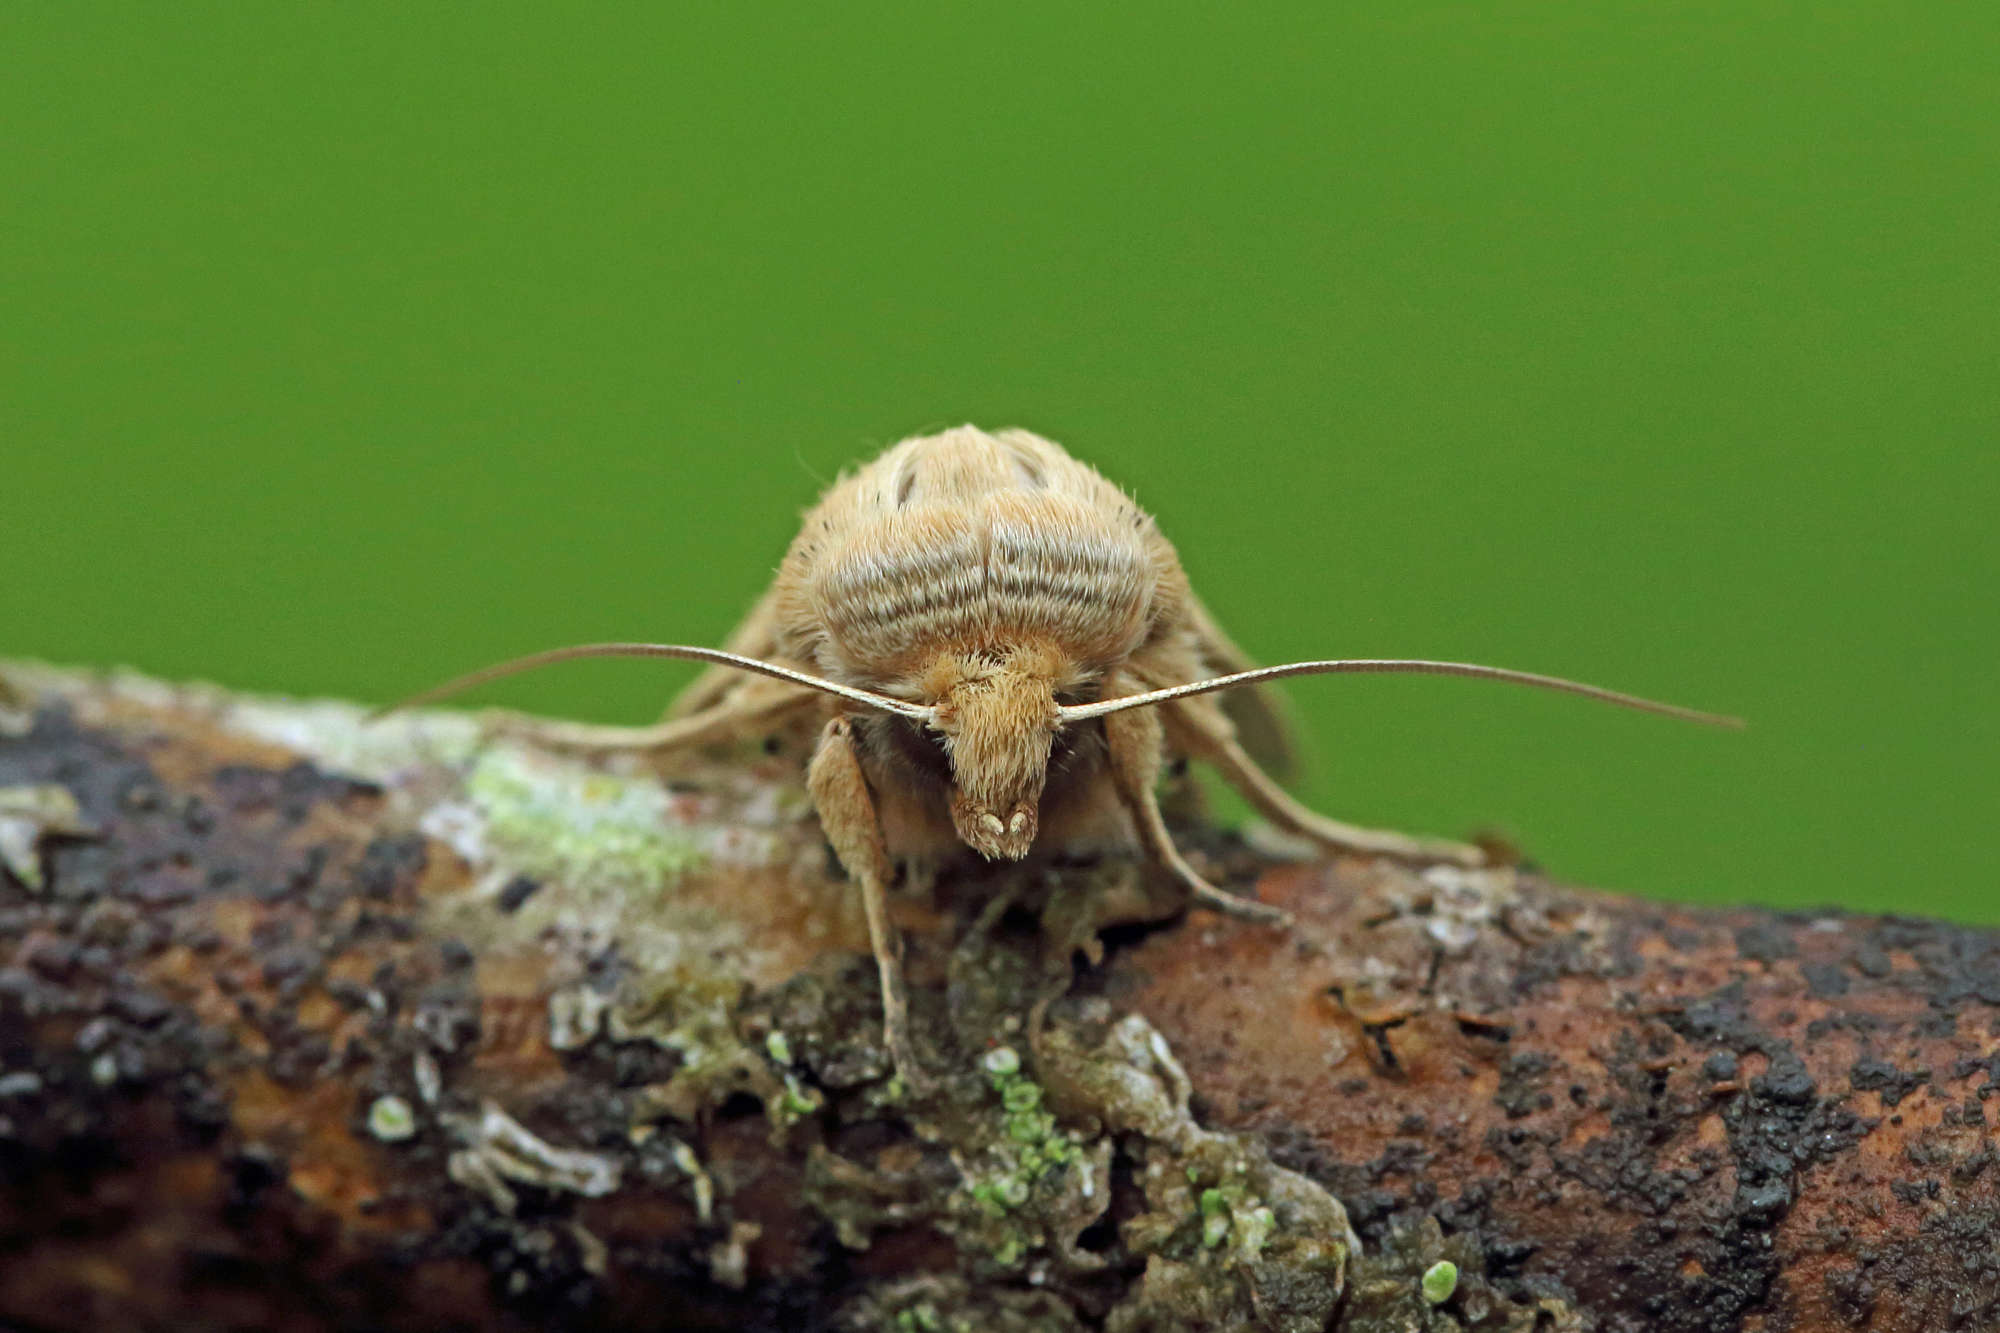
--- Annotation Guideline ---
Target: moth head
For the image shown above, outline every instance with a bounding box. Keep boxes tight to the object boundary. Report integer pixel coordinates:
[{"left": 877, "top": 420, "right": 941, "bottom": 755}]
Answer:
[{"left": 922, "top": 652, "right": 1065, "bottom": 860}]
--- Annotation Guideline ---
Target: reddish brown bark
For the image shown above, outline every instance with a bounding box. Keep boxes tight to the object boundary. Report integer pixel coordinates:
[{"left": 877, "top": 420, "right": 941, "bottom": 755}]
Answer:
[{"left": 0, "top": 667, "right": 1993, "bottom": 1332}]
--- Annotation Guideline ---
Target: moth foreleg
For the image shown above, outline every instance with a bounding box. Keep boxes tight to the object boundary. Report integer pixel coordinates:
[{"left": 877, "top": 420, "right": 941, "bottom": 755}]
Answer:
[
  {"left": 805, "top": 715, "right": 928, "bottom": 1088},
  {"left": 1165, "top": 698, "right": 1486, "bottom": 868},
  {"left": 1101, "top": 675, "right": 1289, "bottom": 926}
]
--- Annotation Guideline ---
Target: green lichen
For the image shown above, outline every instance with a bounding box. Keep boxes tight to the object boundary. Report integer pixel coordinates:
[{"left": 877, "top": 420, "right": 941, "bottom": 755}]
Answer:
[
  {"left": 951, "top": 1043, "right": 1095, "bottom": 1269},
  {"left": 1342, "top": 1215, "right": 1580, "bottom": 1333},
  {"left": 616, "top": 958, "right": 774, "bottom": 1122},
  {"left": 777, "top": 1077, "right": 820, "bottom": 1118},
  {"left": 758, "top": 1024, "right": 827, "bottom": 1126},
  {"left": 234, "top": 679, "right": 1359, "bottom": 1328},
  {"left": 1192, "top": 1179, "right": 1275, "bottom": 1254},
  {"left": 1037, "top": 1013, "right": 1356, "bottom": 1333},
  {"left": 989, "top": 1050, "right": 1077, "bottom": 1165},
  {"left": 421, "top": 744, "right": 733, "bottom": 977},
  {"left": 17, "top": 663, "right": 1606, "bottom": 1331},
  {"left": 792, "top": 870, "right": 1364, "bottom": 1330},
  {"left": 771, "top": 1070, "right": 824, "bottom": 1127},
  {"left": 1236, "top": 1203, "right": 1276, "bottom": 1255},
  {"left": 211, "top": 677, "right": 1368, "bottom": 1327},
  {"left": 765, "top": 1030, "right": 795, "bottom": 1065},
  {"left": 413, "top": 738, "right": 809, "bottom": 1127},
  {"left": 466, "top": 748, "right": 705, "bottom": 893},
  {"left": 367, "top": 1094, "right": 418, "bottom": 1142},
  {"left": 1199, "top": 1186, "right": 1231, "bottom": 1247},
  {"left": 894, "top": 1304, "right": 943, "bottom": 1332},
  {"left": 1422, "top": 1259, "right": 1459, "bottom": 1304}
]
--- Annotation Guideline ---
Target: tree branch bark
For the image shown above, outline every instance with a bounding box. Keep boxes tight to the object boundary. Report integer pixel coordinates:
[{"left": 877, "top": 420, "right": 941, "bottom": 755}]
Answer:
[{"left": 0, "top": 662, "right": 1992, "bottom": 1332}]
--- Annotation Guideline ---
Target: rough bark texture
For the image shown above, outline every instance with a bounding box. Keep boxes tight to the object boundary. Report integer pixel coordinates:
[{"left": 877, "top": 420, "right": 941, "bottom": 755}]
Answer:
[{"left": 0, "top": 662, "right": 1994, "bottom": 1333}]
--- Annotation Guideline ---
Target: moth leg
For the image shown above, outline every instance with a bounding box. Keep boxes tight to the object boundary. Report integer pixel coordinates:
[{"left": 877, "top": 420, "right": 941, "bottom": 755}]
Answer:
[
  {"left": 1166, "top": 698, "right": 1485, "bottom": 867},
  {"left": 1102, "top": 676, "right": 1289, "bottom": 925},
  {"left": 805, "top": 716, "right": 929, "bottom": 1088},
  {"left": 489, "top": 681, "right": 814, "bottom": 753}
]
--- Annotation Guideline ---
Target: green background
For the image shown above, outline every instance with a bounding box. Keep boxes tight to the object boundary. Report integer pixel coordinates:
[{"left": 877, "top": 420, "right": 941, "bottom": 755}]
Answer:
[{"left": 4, "top": 6, "right": 1993, "bottom": 919}]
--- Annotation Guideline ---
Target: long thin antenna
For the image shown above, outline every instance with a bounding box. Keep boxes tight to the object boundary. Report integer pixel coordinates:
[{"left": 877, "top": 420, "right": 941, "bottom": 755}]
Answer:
[
  {"left": 1058, "top": 659, "right": 1744, "bottom": 729},
  {"left": 370, "top": 642, "right": 932, "bottom": 721}
]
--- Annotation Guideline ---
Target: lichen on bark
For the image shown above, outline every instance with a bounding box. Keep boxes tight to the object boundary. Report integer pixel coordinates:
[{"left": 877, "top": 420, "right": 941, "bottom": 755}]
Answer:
[{"left": 0, "top": 660, "right": 1997, "bottom": 1332}]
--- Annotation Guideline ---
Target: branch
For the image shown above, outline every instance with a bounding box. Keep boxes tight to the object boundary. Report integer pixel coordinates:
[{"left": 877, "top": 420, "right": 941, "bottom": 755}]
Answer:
[{"left": 0, "top": 662, "right": 1992, "bottom": 1333}]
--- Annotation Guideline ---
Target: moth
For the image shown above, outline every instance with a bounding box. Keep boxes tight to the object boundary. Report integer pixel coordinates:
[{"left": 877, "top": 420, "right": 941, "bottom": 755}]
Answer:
[{"left": 388, "top": 426, "right": 1737, "bottom": 1079}]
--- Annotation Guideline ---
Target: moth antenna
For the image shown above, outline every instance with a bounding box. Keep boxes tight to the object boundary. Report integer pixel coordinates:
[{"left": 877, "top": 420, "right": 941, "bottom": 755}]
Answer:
[
  {"left": 369, "top": 642, "right": 932, "bottom": 721},
  {"left": 1057, "top": 659, "right": 1744, "bottom": 729}
]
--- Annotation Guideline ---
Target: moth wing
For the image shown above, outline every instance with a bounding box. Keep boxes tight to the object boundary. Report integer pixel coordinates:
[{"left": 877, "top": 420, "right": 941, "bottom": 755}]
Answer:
[
  {"left": 1184, "top": 591, "right": 1302, "bottom": 782},
  {"left": 663, "top": 582, "right": 787, "bottom": 720}
]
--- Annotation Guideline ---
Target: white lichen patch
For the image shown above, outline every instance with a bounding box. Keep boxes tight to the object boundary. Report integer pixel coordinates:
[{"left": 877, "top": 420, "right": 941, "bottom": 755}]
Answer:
[
  {"left": 1415, "top": 863, "right": 1519, "bottom": 954},
  {"left": 546, "top": 983, "right": 614, "bottom": 1051},
  {"left": 667, "top": 1136, "right": 715, "bottom": 1222},
  {"left": 0, "top": 783, "right": 95, "bottom": 891},
  {"left": 443, "top": 1100, "right": 622, "bottom": 1215},
  {"left": 217, "top": 681, "right": 798, "bottom": 890},
  {"left": 691, "top": 771, "right": 813, "bottom": 866},
  {"left": 412, "top": 1051, "right": 442, "bottom": 1105},
  {"left": 708, "top": 1219, "right": 763, "bottom": 1290},
  {"left": 226, "top": 694, "right": 486, "bottom": 786},
  {"left": 418, "top": 801, "right": 491, "bottom": 867},
  {"left": 839, "top": 1274, "right": 1089, "bottom": 1333}
]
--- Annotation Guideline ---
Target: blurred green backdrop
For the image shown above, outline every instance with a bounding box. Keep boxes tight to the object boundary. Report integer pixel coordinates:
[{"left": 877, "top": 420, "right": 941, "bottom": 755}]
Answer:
[{"left": 3, "top": 5, "right": 1993, "bottom": 919}]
